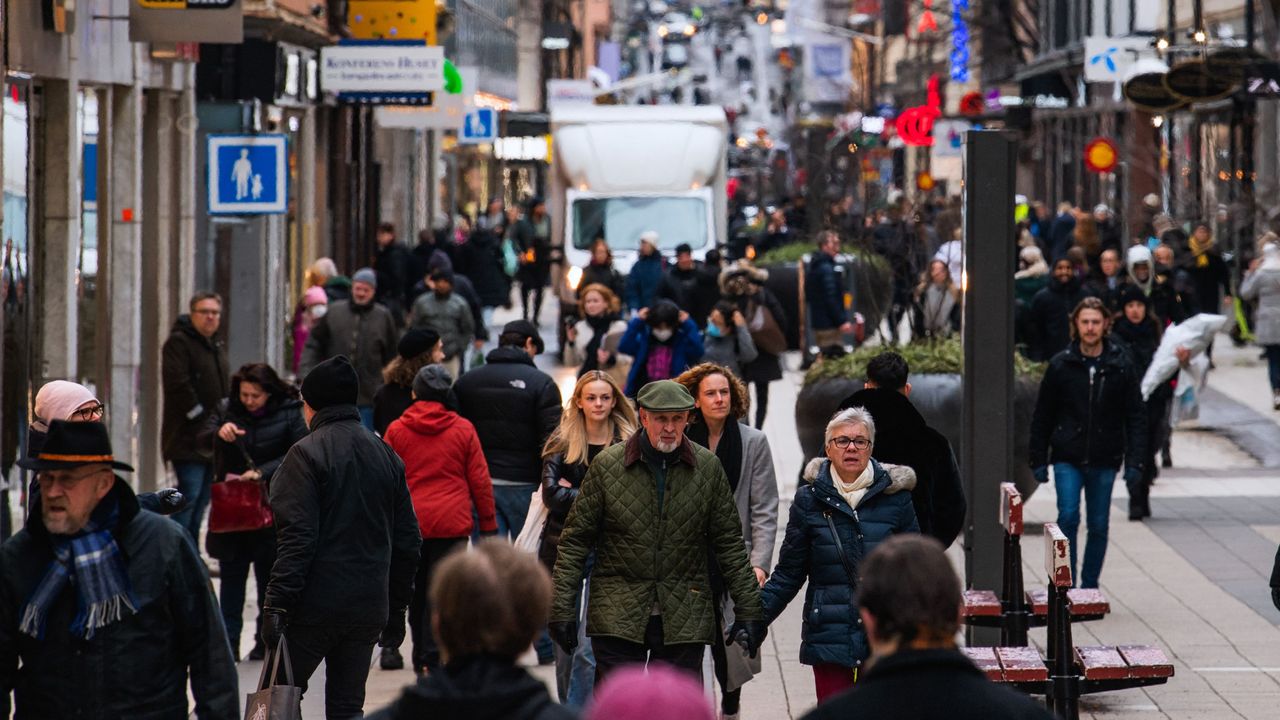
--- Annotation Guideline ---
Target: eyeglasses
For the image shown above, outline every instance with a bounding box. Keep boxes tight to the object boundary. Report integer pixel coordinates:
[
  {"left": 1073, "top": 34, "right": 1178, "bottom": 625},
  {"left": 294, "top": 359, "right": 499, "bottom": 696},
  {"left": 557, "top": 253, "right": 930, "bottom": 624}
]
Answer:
[
  {"left": 828, "top": 436, "right": 872, "bottom": 451},
  {"left": 71, "top": 402, "right": 105, "bottom": 421},
  {"left": 193, "top": 309, "right": 222, "bottom": 316}
]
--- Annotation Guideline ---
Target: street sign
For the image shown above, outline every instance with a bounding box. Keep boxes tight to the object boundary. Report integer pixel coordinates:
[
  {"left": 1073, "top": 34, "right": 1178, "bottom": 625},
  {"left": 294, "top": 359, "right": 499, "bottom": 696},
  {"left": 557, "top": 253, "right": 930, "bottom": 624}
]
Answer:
[
  {"left": 459, "top": 108, "right": 497, "bottom": 144},
  {"left": 207, "top": 134, "right": 288, "bottom": 215},
  {"left": 1084, "top": 137, "right": 1118, "bottom": 174}
]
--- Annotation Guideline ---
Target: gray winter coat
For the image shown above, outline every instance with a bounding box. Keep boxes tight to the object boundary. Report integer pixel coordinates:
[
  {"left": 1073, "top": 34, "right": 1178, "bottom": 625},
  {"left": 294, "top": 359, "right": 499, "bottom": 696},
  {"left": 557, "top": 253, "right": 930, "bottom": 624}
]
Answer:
[
  {"left": 702, "top": 325, "right": 758, "bottom": 379},
  {"left": 300, "top": 300, "right": 400, "bottom": 406},
  {"left": 1240, "top": 267, "right": 1280, "bottom": 346},
  {"left": 737, "top": 424, "right": 779, "bottom": 572},
  {"left": 411, "top": 292, "right": 475, "bottom": 360}
]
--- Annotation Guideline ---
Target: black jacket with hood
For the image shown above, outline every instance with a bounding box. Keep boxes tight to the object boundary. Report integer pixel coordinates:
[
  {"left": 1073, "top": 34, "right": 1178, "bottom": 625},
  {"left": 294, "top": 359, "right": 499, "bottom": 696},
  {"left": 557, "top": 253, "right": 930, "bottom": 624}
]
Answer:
[
  {"left": 161, "top": 315, "right": 229, "bottom": 462},
  {"left": 840, "top": 388, "right": 966, "bottom": 547},
  {"left": 366, "top": 655, "right": 575, "bottom": 720},
  {"left": 1029, "top": 339, "right": 1147, "bottom": 472},
  {"left": 264, "top": 404, "right": 421, "bottom": 628},
  {"left": 0, "top": 479, "right": 239, "bottom": 720},
  {"left": 454, "top": 347, "right": 563, "bottom": 484},
  {"left": 1028, "top": 275, "right": 1086, "bottom": 361}
]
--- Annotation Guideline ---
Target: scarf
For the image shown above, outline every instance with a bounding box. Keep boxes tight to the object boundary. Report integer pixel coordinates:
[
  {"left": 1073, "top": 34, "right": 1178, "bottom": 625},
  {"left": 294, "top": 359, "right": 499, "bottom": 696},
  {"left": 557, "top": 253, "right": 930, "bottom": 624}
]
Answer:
[
  {"left": 22, "top": 495, "right": 136, "bottom": 640},
  {"left": 831, "top": 461, "right": 875, "bottom": 510},
  {"left": 1190, "top": 233, "right": 1214, "bottom": 268},
  {"left": 686, "top": 415, "right": 744, "bottom": 493},
  {"left": 579, "top": 314, "right": 617, "bottom": 375}
]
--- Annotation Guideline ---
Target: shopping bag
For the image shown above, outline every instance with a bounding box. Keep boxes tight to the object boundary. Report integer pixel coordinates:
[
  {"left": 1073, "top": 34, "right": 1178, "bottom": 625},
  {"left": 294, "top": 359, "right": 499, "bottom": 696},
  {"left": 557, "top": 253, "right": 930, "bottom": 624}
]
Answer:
[
  {"left": 747, "top": 299, "right": 787, "bottom": 355},
  {"left": 244, "top": 637, "right": 302, "bottom": 720},
  {"left": 209, "top": 474, "right": 273, "bottom": 533},
  {"left": 513, "top": 488, "right": 549, "bottom": 554}
]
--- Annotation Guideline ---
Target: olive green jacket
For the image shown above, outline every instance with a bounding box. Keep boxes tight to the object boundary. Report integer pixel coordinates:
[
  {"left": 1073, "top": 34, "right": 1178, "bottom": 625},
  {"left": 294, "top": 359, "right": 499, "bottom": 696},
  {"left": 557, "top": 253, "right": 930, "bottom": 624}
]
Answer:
[{"left": 550, "top": 433, "right": 763, "bottom": 645}]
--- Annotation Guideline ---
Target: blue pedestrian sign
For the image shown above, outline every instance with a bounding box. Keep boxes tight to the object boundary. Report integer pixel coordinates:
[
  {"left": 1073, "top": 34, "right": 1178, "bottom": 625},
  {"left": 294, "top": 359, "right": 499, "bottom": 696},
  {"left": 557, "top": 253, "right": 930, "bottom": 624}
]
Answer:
[
  {"left": 459, "top": 108, "right": 497, "bottom": 144},
  {"left": 207, "top": 134, "right": 288, "bottom": 214}
]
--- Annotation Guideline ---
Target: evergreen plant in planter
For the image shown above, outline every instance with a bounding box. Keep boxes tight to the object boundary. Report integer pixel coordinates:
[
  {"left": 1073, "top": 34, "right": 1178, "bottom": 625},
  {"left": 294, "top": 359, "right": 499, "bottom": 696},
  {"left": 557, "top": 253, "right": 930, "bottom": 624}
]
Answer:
[
  {"left": 756, "top": 242, "right": 893, "bottom": 343},
  {"left": 795, "top": 338, "right": 1046, "bottom": 498}
]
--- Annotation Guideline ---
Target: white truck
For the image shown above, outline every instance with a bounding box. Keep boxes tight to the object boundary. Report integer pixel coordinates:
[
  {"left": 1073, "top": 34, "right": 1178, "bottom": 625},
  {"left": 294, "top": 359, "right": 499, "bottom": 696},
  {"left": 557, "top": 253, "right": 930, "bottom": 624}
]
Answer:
[{"left": 549, "top": 104, "right": 729, "bottom": 320}]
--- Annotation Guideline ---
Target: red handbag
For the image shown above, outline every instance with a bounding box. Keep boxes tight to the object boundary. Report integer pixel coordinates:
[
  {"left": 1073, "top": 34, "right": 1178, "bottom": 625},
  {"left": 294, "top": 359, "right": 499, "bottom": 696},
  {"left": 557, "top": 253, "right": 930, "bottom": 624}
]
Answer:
[{"left": 208, "top": 441, "right": 273, "bottom": 533}]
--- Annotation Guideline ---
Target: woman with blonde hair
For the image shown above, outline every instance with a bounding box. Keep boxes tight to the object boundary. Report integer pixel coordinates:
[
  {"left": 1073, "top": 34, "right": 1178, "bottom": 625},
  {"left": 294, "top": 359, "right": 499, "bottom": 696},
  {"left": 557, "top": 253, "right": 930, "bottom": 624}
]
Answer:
[
  {"left": 564, "top": 282, "right": 631, "bottom": 385},
  {"left": 675, "top": 363, "right": 778, "bottom": 720},
  {"left": 539, "top": 370, "right": 637, "bottom": 708}
]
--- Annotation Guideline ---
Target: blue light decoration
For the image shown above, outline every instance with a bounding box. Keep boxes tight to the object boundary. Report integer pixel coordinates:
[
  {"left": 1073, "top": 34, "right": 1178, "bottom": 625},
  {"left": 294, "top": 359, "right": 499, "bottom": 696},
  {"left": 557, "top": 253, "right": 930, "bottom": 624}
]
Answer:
[{"left": 950, "top": 0, "right": 970, "bottom": 83}]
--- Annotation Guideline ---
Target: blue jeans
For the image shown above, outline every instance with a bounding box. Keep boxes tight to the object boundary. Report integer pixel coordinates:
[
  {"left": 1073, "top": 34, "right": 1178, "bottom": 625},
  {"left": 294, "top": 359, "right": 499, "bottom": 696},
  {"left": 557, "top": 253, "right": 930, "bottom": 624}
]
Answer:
[
  {"left": 358, "top": 405, "right": 374, "bottom": 430},
  {"left": 1265, "top": 345, "right": 1280, "bottom": 392},
  {"left": 554, "top": 558, "right": 596, "bottom": 707},
  {"left": 170, "top": 462, "right": 211, "bottom": 543},
  {"left": 219, "top": 549, "right": 273, "bottom": 654},
  {"left": 492, "top": 482, "right": 538, "bottom": 540},
  {"left": 1053, "top": 463, "right": 1117, "bottom": 589}
]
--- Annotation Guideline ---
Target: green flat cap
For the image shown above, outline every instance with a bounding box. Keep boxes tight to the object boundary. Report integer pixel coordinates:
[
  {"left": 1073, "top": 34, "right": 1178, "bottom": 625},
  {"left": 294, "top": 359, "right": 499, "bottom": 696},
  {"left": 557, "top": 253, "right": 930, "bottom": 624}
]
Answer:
[{"left": 636, "top": 380, "right": 696, "bottom": 411}]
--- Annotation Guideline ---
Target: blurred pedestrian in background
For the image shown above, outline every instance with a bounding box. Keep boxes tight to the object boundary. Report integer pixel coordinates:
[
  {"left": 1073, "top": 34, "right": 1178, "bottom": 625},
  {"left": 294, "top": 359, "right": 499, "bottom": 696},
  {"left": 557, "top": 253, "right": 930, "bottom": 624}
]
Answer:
[{"left": 373, "top": 328, "right": 445, "bottom": 436}]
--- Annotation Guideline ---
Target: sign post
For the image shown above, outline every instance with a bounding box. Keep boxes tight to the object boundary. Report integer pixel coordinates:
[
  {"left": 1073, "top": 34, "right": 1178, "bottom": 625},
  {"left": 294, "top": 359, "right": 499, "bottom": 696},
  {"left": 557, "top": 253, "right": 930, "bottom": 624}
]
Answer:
[{"left": 207, "top": 134, "right": 288, "bottom": 215}]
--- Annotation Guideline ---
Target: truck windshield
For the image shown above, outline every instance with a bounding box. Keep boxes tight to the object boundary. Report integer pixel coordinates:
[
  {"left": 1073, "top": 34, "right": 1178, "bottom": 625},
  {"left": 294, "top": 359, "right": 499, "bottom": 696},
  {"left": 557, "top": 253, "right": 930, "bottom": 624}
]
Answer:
[{"left": 572, "top": 196, "right": 709, "bottom": 251}]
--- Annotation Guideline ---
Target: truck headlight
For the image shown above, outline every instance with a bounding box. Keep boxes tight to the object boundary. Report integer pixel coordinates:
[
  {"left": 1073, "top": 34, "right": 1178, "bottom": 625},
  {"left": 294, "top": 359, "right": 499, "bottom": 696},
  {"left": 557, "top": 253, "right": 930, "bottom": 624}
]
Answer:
[{"left": 567, "top": 265, "right": 584, "bottom": 292}]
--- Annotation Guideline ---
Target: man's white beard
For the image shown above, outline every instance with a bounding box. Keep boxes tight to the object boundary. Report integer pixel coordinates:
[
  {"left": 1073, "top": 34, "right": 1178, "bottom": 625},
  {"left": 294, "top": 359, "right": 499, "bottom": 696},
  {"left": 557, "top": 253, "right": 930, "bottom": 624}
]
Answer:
[{"left": 655, "top": 439, "right": 680, "bottom": 453}]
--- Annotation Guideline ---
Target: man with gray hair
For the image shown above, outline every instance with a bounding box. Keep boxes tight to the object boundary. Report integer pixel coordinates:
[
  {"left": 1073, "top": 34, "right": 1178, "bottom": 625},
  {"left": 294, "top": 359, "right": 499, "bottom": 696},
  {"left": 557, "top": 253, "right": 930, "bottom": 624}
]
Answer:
[{"left": 548, "top": 380, "right": 765, "bottom": 685}]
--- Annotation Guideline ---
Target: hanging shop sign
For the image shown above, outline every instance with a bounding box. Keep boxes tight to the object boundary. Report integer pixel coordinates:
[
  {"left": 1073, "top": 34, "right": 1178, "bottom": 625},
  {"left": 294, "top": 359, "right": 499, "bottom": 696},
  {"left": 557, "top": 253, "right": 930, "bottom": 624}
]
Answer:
[
  {"left": 1083, "top": 36, "right": 1152, "bottom": 83},
  {"left": 895, "top": 75, "right": 942, "bottom": 147},
  {"left": 1205, "top": 47, "right": 1266, "bottom": 82},
  {"left": 494, "top": 136, "right": 552, "bottom": 163},
  {"left": 916, "top": 0, "right": 938, "bottom": 34},
  {"left": 1245, "top": 62, "right": 1280, "bottom": 97},
  {"left": 1122, "top": 58, "right": 1184, "bottom": 112},
  {"left": 1083, "top": 137, "right": 1118, "bottom": 174},
  {"left": 130, "top": 0, "right": 242, "bottom": 42},
  {"left": 321, "top": 42, "right": 444, "bottom": 97},
  {"left": 950, "top": 0, "right": 970, "bottom": 82},
  {"left": 958, "top": 91, "right": 985, "bottom": 116},
  {"left": 1164, "top": 60, "right": 1238, "bottom": 102},
  {"left": 348, "top": 0, "right": 438, "bottom": 44}
]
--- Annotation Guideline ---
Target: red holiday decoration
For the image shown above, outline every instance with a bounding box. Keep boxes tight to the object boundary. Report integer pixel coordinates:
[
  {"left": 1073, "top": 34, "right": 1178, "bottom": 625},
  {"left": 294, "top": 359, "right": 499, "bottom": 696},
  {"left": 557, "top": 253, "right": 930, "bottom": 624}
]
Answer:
[
  {"left": 896, "top": 75, "right": 942, "bottom": 147},
  {"left": 959, "top": 91, "right": 985, "bottom": 116}
]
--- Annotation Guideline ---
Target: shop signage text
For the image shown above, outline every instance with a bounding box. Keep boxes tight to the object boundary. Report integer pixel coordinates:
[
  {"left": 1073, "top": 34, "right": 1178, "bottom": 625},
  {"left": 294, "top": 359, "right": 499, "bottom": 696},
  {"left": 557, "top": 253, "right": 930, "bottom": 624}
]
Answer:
[
  {"left": 495, "top": 136, "right": 552, "bottom": 163},
  {"left": 320, "top": 43, "right": 444, "bottom": 94}
]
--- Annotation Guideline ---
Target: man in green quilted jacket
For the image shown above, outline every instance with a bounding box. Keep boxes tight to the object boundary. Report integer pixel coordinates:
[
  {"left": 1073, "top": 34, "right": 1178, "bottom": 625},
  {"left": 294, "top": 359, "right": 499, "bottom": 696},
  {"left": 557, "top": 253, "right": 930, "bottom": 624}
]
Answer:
[{"left": 548, "top": 380, "right": 767, "bottom": 685}]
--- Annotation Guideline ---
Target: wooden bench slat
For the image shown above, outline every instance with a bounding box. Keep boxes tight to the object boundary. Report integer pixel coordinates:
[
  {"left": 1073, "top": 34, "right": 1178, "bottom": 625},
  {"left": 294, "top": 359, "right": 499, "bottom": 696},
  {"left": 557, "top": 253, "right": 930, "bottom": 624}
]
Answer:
[
  {"left": 1025, "top": 588, "right": 1049, "bottom": 616},
  {"left": 1001, "top": 482, "right": 1023, "bottom": 536},
  {"left": 963, "top": 589, "right": 1003, "bottom": 617},
  {"left": 1066, "top": 588, "right": 1110, "bottom": 615},
  {"left": 1075, "top": 645, "right": 1130, "bottom": 680},
  {"left": 996, "top": 646, "right": 1049, "bottom": 682},
  {"left": 1118, "top": 645, "right": 1175, "bottom": 679},
  {"left": 962, "top": 646, "right": 1004, "bottom": 681},
  {"left": 1044, "top": 523, "right": 1072, "bottom": 588}
]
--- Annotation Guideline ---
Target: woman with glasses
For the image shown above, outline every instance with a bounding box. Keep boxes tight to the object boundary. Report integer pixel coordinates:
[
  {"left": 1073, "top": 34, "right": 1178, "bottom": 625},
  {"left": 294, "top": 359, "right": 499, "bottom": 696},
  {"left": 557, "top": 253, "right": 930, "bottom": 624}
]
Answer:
[
  {"left": 200, "top": 363, "right": 308, "bottom": 661},
  {"left": 760, "top": 407, "right": 919, "bottom": 703}
]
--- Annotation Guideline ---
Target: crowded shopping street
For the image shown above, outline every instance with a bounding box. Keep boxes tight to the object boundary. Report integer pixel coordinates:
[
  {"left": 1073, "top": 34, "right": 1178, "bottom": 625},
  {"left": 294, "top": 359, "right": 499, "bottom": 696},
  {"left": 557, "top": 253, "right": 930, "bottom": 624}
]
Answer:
[{"left": 5, "top": 1, "right": 1280, "bottom": 719}]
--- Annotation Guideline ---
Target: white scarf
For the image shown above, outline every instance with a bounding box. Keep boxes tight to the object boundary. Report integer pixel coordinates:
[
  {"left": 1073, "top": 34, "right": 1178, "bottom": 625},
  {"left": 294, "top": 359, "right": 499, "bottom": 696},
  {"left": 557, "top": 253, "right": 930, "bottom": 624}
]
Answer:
[{"left": 831, "top": 461, "right": 876, "bottom": 510}]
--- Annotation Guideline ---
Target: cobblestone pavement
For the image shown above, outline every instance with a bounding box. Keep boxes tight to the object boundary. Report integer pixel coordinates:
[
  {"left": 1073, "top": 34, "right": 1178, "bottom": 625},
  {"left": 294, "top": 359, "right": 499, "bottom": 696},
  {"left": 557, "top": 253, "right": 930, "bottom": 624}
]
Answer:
[{"left": 216, "top": 333, "right": 1280, "bottom": 718}]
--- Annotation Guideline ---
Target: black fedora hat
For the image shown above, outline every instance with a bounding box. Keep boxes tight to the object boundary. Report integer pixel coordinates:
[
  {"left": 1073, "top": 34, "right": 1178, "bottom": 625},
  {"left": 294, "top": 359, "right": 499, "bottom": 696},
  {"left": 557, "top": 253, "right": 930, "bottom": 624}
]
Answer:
[{"left": 18, "top": 420, "right": 134, "bottom": 472}]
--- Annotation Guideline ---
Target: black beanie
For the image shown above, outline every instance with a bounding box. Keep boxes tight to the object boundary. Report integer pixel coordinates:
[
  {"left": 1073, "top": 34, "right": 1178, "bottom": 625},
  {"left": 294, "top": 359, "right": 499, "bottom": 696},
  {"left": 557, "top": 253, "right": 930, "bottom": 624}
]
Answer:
[
  {"left": 301, "top": 355, "right": 359, "bottom": 410},
  {"left": 1117, "top": 283, "right": 1148, "bottom": 309},
  {"left": 398, "top": 328, "right": 441, "bottom": 360}
]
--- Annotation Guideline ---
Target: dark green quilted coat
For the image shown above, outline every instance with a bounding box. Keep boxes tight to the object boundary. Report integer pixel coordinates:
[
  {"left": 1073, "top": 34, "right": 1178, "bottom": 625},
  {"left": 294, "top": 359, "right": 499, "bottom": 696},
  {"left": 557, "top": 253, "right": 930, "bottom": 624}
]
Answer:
[{"left": 550, "top": 433, "right": 763, "bottom": 645}]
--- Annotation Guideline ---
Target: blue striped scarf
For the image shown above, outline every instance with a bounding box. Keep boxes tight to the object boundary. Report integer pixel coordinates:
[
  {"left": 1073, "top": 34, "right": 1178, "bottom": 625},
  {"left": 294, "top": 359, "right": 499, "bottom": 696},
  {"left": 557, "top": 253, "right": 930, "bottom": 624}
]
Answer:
[{"left": 20, "top": 500, "right": 136, "bottom": 639}]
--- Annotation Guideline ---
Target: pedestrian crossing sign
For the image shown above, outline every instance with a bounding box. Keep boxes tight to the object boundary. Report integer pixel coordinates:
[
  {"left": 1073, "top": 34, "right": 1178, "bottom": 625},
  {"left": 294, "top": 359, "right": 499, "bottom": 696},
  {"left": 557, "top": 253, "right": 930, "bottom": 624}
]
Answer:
[{"left": 207, "top": 134, "right": 288, "bottom": 215}]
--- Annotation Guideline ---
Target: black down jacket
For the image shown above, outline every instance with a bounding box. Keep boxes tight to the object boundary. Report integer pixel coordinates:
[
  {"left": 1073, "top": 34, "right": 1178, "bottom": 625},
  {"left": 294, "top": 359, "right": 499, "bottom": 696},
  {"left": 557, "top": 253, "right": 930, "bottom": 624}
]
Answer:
[
  {"left": 454, "top": 347, "right": 563, "bottom": 484},
  {"left": 161, "top": 315, "right": 230, "bottom": 462},
  {"left": 264, "top": 405, "right": 421, "bottom": 628},
  {"left": 367, "top": 655, "right": 576, "bottom": 720},
  {"left": 0, "top": 479, "right": 239, "bottom": 719},
  {"left": 200, "top": 396, "right": 309, "bottom": 562},
  {"left": 761, "top": 458, "right": 919, "bottom": 668},
  {"left": 538, "top": 435, "right": 620, "bottom": 571},
  {"left": 1029, "top": 339, "right": 1147, "bottom": 473},
  {"left": 1027, "top": 276, "right": 1086, "bottom": 362}
]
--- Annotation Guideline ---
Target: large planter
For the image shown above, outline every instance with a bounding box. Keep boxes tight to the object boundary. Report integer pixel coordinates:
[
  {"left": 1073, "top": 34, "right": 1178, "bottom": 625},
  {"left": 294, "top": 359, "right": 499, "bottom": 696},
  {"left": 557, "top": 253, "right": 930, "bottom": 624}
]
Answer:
[
  {"left": 795, "top": 373, "right": 1044, "bottom": 498},
  {"left": 759, "top": 253, "right": 893, "bottom": 350}
]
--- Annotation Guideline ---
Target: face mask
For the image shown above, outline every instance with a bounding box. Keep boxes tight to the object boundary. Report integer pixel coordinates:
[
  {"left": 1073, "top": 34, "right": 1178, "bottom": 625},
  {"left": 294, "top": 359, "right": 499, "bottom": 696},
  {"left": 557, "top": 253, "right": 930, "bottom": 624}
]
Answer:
[
  {"left": 309, "top": 304, "right": 328, "bottom": 319},
  {"left": 651, "top": 328, "right": 674, "bottom": 342},
  {"left": 706, "top": 323, "right": 724, "bottom": 338}
]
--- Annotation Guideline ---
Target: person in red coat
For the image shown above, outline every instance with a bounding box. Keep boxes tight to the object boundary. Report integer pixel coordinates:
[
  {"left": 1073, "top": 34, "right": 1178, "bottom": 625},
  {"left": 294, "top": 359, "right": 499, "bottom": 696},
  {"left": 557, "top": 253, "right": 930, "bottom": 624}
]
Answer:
[{"left": 383, "top": 364, "right": 498, "bottom": 674}]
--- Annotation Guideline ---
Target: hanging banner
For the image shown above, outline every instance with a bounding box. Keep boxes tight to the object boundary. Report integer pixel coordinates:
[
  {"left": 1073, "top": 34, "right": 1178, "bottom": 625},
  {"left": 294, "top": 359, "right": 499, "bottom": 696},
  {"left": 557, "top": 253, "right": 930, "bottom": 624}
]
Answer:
[
  {"left": 129, "top": 0, "right": 242, "bottom": 43},
  {"left": 348, "top": 0, "right": 437, "bottom": 44}
]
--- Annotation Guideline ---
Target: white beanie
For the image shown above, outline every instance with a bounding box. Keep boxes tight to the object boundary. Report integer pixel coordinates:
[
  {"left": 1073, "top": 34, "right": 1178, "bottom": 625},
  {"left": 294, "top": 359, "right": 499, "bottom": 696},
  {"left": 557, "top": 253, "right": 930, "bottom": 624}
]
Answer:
[{"left": 33, "top": 380, "right": 98, "bottom": 431}]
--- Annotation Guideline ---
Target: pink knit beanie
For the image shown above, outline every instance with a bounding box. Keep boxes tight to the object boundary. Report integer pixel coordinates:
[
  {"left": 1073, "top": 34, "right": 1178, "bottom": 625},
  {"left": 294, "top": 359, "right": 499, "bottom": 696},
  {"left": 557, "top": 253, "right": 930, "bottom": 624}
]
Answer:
[{"left": 586, "top": 665, "right": 715, "bottom": 720}]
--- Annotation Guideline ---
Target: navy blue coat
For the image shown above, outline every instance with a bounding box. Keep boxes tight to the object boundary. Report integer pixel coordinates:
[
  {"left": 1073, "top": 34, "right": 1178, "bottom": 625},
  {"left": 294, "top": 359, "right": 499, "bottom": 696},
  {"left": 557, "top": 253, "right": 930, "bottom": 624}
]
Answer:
[
  {"left": 761, "top": 458, "right": 919, "bottom": 668},
  {"left": 625, "top": 254, "right": 667, "bottom": 311},
  {"left": 805, "top": 252, "right": 847, "bottom": 331}
]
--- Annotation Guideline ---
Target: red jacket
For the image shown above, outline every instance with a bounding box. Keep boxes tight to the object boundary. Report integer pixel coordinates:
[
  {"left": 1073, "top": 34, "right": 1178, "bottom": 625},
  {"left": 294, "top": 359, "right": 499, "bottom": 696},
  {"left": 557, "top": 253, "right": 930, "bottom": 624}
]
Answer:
[{"left": 384, "top": 400, "right": 497, "bottom": 538}]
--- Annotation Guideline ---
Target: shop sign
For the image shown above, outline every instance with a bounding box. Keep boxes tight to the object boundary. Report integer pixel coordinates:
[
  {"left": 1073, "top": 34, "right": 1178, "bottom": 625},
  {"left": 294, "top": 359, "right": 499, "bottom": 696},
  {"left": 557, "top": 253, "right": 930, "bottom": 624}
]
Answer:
[
  {"left": 1245, "top": 62, "right": 1280, "bottom": 97},
  {"left": 320, "top": 42, "right": 444, "bottom": 94},
  {"left": 1083, "top": 36, "right": 1152, "bottom": 83},
  {"left": 495, "top": 136, "right": 552, "bottom": 163},
  {"left": 861, "top": 116, "right": 886, "bottom": 134},
  {"left": 1164, "top": 60, "right": 1238, "bottom": 102},
  {"left": 546, "top": 79, "right": 596, "bottom": 107},
  {"left": 895, "top": 75, "right": 941, "bottom": 147},
  {"left": 207, "top": 134, "right": 288, "bottom": 215},
  {"left": 958, "top": 91, "right": 985, "bottom": 116},
  {"left": 1084, "top": 137, "right": 1118, "bottom": 174},
  {"left": 130, "top": 0, "right": 242, "bottom": 42},
  {"left": 348, "top": 0, "right": 437, "bottom": 44},
  {"left": 373, "top": 97, "right": 466, "bottom": 129},
  {"left": 1122, "top": 59, "right": 1183, "bottom": 112}
]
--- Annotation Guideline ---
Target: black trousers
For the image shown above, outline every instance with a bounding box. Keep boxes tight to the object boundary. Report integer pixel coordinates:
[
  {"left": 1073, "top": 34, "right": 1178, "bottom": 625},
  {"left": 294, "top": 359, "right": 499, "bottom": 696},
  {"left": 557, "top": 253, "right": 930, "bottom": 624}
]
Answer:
[
  {"left": 409, "top": 537, "right": 467, "bottom": 672},
  {"left": 286, "top": 624, "right": 381, "bottom": 720},
  {"left": 592, "top": 616, "right": 704, "bottom": 687}
]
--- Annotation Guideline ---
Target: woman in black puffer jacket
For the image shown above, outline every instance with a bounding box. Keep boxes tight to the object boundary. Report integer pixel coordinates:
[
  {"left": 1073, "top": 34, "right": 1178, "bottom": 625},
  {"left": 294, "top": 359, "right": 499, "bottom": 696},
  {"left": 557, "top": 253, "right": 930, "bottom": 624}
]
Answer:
[
  {"left": 538, "top": 370, "right": 635, "bottom": 708},
  {"left": 200, "top": 363, "right": 309, "bottom": 661}
]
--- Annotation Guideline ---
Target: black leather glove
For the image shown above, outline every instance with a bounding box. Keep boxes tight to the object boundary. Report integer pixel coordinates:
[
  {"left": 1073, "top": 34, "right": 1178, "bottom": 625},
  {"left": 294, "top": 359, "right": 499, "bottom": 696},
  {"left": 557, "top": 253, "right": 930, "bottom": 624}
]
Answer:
[
  {"left": 548, "top": 620, "right": 578, "bottom": 654},
  {"left": 1271, "top": 587, "right": 1280, "bottom": 613},
  {"left": 262, "top": 607, "right": 288, "bottom": 648},
  {"left": 380, "top": 608, "right": 407, "bottom": 649},
  {"left": 1033, "top": 466, "right": 1050, "bottom": 484},
  {"left": 727, "top": 619, "right": 768, "bottom": 659},
  {"left": 155, "top": 488, "right": 187, "bottom": 514}
]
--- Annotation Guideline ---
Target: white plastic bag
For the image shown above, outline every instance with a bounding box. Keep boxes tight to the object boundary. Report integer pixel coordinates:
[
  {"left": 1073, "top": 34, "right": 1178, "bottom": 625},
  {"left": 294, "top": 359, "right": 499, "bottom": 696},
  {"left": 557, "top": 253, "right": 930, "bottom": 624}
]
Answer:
[
  {"left": 1140, "top": 313, "right": 1230, "bottom": 400},
  {"left": 512, "top": 488, "right": 548, "bottom": 554},
  {"left": 1170, "top": 354, "right": 1210, "bottom": 426}
]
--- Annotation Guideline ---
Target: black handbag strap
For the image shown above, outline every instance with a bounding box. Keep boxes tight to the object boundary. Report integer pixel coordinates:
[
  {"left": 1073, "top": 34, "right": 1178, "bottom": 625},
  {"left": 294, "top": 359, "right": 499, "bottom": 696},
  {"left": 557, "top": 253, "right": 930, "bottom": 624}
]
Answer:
[
  {"left": 823, "top": 508, "right": 859, "bottom": 591},
  {"left": 257, "top": 636, "right": 295, "bottom": 690}
]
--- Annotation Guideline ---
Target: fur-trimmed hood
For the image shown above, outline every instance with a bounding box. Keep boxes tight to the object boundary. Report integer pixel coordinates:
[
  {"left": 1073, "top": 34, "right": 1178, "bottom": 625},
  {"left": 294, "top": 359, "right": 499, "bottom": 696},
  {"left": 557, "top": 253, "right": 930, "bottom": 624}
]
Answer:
[
  {"left": 719, "top": 262, "right": 769, "bottom": 297},
  {"left": 802, "top": 457, "right": 916, "bottom": 494}
]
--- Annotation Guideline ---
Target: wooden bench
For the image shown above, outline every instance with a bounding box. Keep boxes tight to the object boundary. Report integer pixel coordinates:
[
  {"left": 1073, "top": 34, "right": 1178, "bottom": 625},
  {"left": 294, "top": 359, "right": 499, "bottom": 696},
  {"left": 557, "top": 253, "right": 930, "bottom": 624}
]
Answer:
[
  {"left": 965, "top": 525, "right": 1173, "bottom": 720},
  {"left": 961, "top": 483, "right": 1109, "bottom": 646}
]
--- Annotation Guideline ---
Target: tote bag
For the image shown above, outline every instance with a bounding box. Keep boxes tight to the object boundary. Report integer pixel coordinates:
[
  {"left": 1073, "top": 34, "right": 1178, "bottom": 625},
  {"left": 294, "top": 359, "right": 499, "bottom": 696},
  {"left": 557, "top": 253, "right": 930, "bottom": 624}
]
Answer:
[
  {"left": 513, "top": 487, "right": 549, "bottom": 554},
  {"left": 244, "top": 637, "right": 302, "bottom": 720},
  {"left": 209, "top": 474, "right": 273, "bottom": 533}
]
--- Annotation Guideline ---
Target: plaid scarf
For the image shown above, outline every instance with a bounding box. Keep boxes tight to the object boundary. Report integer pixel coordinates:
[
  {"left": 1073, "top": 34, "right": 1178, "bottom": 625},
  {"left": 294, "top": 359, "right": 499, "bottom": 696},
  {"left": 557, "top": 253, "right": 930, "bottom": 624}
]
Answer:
[{"left": 20, "top": 498, "right": 136, "bottom": 639}]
